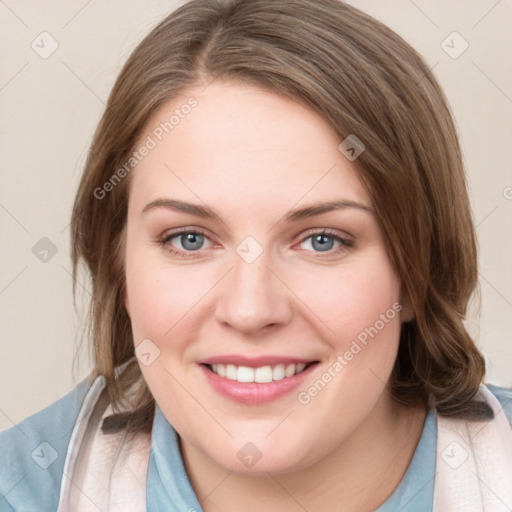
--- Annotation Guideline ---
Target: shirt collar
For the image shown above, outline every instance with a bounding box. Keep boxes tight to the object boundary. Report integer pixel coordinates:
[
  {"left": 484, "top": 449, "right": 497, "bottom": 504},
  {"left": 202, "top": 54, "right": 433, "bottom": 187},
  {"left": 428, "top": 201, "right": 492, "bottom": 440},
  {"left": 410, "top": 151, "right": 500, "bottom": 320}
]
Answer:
[{"left": 147, "top": 405, "right": 436, "bottom": 511}]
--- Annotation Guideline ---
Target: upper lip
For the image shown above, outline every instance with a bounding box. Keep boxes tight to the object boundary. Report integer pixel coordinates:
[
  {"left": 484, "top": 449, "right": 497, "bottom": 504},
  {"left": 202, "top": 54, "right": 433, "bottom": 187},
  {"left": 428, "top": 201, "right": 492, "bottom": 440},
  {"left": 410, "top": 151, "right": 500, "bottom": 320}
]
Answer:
[{"left": 198, "top": 355, "right": 318, "bottom": 368}]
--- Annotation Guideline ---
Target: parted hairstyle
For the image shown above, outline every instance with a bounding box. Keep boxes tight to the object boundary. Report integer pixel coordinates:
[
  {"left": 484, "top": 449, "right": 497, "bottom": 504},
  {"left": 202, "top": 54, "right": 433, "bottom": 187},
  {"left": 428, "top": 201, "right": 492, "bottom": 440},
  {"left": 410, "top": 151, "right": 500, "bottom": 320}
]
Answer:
[{"left": 71, "top": 0, "right": 491, "bottom": 434}]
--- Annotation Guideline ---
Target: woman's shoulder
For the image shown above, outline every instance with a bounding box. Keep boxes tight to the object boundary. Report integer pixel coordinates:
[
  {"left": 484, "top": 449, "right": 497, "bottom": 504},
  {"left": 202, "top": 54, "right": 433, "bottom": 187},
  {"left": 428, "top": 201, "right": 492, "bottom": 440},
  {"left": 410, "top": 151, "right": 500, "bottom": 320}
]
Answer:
[
  {"left": 486, "top": 383, "right": 512, "bottom": 426},
  {"left": 0, "top": 378, "right": 93, "bottom": 512}
]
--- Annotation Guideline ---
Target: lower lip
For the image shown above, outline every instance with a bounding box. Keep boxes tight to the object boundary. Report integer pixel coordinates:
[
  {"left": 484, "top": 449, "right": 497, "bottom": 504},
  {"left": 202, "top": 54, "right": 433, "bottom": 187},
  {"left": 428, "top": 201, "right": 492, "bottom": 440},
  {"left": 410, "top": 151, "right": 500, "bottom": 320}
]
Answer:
[{"left": 199, "top": 364, "right": 316, "bottom": 405}]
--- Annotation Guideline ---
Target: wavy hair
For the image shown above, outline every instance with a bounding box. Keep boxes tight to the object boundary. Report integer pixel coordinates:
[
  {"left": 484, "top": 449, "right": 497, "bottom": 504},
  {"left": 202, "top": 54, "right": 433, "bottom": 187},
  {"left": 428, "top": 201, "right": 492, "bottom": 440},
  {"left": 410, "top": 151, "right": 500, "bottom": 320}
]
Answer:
[{"left": 71, "top": 0, "right": 491, "bottom": 433}]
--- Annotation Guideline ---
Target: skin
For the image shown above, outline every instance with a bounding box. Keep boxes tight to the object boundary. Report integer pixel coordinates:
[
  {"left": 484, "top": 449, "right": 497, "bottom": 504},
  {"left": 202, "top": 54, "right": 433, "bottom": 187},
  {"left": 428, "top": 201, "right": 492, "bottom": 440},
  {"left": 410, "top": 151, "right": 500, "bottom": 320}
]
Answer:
[{"left": 124, "top": 79, "right": 426, "bottom": 511}]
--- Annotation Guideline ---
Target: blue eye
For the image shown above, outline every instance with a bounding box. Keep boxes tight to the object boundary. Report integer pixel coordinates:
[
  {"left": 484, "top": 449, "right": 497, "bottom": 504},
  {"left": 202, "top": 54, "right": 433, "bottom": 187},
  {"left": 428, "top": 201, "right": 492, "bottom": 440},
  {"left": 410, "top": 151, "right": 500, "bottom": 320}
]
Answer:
[
  {"left": 163, "top": 230, "right": 211, "bottom": 254},
  {"left": 177, "top": 232, "right": 205, "bottom": 251},
  {"left": 299, "top": 231, "right": 352, "bottom": 254},
  {"left": 310, "top": 234, "right": 335, "bottom": 252},
  {"left": 159, "top": 228, "right": 352, "bottom": 259}
]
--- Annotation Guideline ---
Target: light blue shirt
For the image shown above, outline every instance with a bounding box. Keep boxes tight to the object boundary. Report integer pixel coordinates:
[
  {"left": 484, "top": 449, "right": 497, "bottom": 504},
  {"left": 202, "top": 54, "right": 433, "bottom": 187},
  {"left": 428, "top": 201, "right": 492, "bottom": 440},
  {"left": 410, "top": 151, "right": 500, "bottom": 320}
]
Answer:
[{"left": 1, "top": 383, "right": 511, "bottom": 511}]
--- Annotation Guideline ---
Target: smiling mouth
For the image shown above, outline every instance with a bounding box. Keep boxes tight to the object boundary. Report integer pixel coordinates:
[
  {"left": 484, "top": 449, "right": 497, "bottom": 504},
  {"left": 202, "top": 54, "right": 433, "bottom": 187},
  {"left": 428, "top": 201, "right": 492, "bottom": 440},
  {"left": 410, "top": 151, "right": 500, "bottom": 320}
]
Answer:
[{"left": 203, "top": 362, "right": 317, "bottom": 384}]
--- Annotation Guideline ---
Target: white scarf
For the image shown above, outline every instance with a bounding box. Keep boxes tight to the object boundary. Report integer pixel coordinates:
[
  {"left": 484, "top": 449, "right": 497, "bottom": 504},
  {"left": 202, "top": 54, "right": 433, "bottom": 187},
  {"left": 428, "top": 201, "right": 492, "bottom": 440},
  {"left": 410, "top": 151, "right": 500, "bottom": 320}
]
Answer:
[
  {"left": 434, "top": 385, "right": 512, "bottom": 511},
  {"left": 57, "top": 380, "right": 512, "bottom": 511}
]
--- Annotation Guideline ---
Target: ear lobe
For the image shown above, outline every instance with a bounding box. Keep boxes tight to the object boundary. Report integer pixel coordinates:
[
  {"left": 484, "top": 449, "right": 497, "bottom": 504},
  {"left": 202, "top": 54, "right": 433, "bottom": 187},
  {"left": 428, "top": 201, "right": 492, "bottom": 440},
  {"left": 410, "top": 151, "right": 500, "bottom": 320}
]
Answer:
[
  {"left": 399, "top": 295, "right": 415, "bottom": 323},
  {"left": 123, "top": 287, "right": 130, "bottom": 316}
]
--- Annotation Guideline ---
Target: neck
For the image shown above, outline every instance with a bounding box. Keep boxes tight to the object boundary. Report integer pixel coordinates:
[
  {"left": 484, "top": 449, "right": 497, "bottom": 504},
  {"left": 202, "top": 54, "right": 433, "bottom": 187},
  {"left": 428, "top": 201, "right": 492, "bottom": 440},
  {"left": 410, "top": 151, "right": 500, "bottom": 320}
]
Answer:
[{"left": 181, "top": 396, "right": 427, "bottom": 512}]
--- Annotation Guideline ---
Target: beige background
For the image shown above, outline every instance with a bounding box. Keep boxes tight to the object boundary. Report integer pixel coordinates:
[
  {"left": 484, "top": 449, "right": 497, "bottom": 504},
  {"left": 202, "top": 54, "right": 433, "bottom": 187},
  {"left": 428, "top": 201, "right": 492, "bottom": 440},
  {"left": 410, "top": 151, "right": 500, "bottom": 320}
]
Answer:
[{"left": 1, "top": 0, "right": 511, "bottom": 431}]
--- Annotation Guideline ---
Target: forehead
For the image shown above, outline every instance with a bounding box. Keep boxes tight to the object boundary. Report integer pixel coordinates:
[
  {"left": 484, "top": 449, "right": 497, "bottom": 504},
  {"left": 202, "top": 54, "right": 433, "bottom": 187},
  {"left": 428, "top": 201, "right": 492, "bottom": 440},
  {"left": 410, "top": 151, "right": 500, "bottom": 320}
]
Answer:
[{"left": 129, "top": 80, "right": 369, "bottom": 213}]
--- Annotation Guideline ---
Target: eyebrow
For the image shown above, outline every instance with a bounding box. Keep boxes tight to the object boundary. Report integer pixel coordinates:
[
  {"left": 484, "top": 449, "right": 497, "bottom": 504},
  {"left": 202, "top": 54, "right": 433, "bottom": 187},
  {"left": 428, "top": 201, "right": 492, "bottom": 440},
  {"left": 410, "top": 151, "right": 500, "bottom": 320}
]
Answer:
[
  {"left": 141, "top": 198, "right": 372, "bottom": 223},
  {"left": 283, "top": 200, "right": 372, "bottom": 222}
]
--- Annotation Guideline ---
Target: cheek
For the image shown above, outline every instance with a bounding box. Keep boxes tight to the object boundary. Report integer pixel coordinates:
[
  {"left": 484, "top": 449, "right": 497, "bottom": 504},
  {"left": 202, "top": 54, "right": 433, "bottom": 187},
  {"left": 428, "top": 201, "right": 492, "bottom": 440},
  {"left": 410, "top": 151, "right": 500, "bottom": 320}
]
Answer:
[
  {"left": 288, "top": 290, "right": 399, "bottom": 445},
  {"left": 293, "top": 254, "right": 402, "bottom": 345},
  {"left": 124, "top": 245, "right": 215, "bottom": 346},
  {"left": 126, "top": 266, "right": 184, "bottom": 341},
  {"left": 291, "top": 250, "right": 403, "bottom": 410}
]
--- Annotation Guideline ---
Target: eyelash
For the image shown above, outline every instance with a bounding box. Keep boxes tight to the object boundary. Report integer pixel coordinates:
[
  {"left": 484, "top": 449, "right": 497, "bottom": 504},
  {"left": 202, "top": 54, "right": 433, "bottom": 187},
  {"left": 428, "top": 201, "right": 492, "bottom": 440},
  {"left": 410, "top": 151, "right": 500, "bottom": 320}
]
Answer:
[{"left": 158, "top": 228, "right": 353, "bottom": 259}]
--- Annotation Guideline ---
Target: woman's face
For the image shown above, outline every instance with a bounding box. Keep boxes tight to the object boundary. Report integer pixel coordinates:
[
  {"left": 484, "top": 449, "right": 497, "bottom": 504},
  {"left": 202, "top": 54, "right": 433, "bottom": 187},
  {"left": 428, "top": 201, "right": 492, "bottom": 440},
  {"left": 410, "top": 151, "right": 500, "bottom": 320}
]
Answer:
[{"left": 124, "top": 80, "right": 409, "bottom": 474}]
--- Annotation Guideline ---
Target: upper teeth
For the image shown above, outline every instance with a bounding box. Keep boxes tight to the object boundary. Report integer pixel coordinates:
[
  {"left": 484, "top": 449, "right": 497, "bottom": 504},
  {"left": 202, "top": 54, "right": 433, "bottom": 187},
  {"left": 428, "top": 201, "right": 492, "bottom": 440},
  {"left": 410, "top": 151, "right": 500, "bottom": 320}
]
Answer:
[{"left": 211, "top": 363, "right": 307, "bottom": 383}]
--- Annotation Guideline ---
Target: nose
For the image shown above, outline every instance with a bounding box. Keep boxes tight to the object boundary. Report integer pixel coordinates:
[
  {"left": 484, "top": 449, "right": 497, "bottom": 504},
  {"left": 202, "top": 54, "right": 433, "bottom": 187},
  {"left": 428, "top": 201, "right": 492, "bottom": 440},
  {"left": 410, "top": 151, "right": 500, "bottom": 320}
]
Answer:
[{"left": 215, "top": 249, "right": 293, "bottom": 335}]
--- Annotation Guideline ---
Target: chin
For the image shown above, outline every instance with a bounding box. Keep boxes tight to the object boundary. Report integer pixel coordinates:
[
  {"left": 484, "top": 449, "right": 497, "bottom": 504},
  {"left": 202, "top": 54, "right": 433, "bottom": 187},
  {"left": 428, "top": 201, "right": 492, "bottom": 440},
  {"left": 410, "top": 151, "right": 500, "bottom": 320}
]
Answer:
[{"left": 204, "top": 433, "right": 318, "bottom": 476}]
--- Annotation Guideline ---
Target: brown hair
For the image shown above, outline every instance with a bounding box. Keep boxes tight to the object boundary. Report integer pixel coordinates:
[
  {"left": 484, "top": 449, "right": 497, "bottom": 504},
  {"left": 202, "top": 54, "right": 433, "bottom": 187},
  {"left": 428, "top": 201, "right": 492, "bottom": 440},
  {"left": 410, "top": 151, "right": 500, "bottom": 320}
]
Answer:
[{"left": 71, "top": 0, "right": 491, "bottom": 434}]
